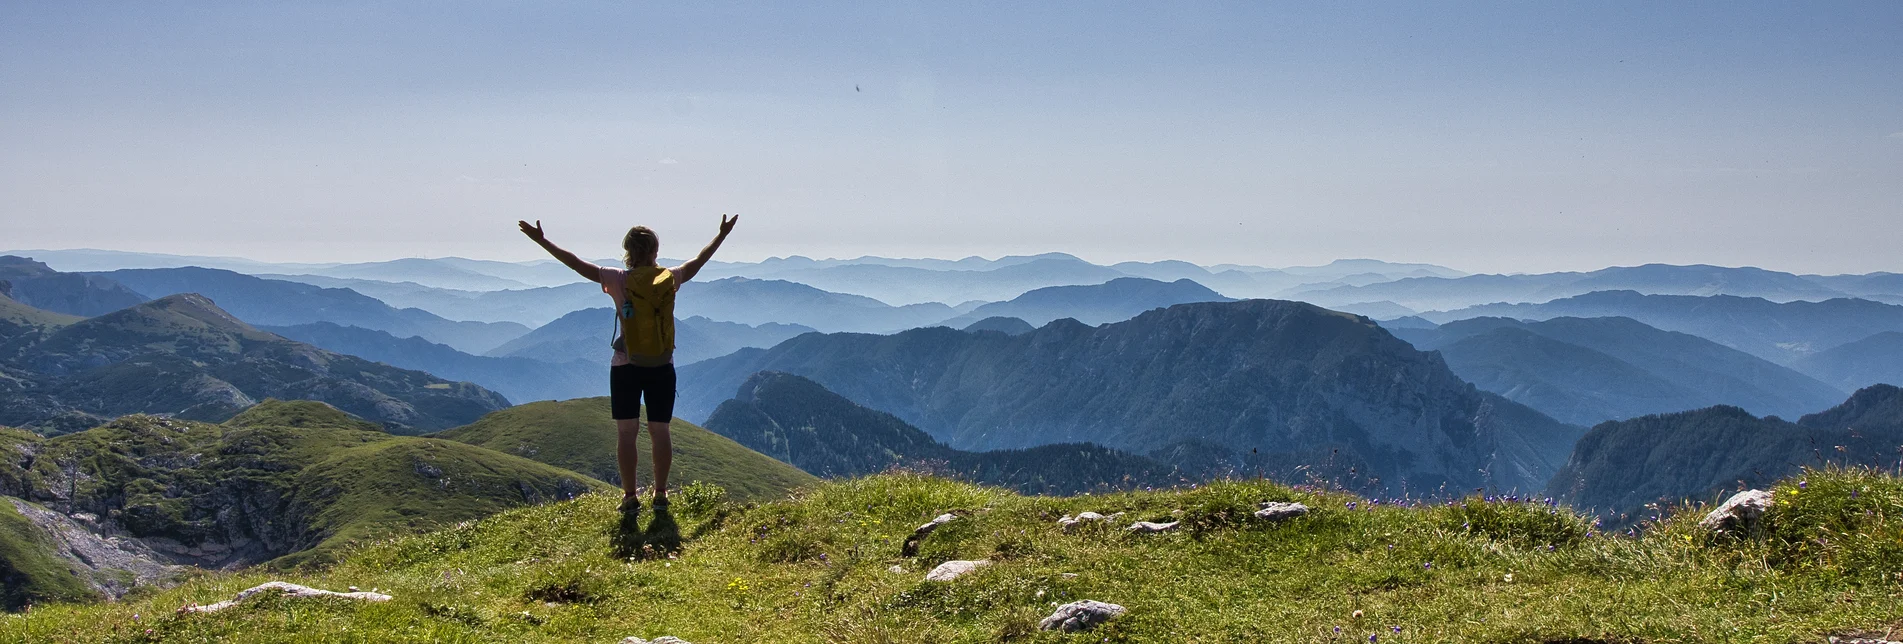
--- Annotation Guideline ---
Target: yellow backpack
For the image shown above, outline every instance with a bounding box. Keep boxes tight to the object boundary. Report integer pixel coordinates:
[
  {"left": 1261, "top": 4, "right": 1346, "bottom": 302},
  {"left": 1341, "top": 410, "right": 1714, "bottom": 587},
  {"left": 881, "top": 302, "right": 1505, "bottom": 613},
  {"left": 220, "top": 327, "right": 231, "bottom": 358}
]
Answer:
[{"left": 613, "top": 266, "right": 677, "bottom": 363}]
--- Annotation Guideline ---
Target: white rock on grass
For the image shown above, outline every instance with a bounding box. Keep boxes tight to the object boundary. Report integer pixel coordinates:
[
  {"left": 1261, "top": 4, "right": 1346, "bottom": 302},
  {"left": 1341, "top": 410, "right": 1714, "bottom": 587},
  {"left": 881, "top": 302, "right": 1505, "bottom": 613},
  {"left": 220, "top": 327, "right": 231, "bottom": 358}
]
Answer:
[
  {"left": 621, "top": 637, "right": 692, "bottom": 644},
  {"left": 1699, "top": 490, "right": 1773, "bottom": 533},
  {"left": 1255, "top": 501, "right": 1310, "bottom": 522},
  {"left": 1057, "top": 511, "right": 1105, "bottom": 530},
  {"left": 180, "top": 582, "right": 392, "bottom": 614},
  {"left": 1038, "top": 600, "right": 1127, "bottom": 632},
  {"left": 924, "top": 559, "right": 990, "bottom": 582},
  {"left": 902, "top": 512, "right": 960, "bottom": 556},
  {"left": 888, "top": 564, "right": 906, "bottom": 573},
  {"left": 1126, "top": 520, "right": 1179, "bottom": 533}
]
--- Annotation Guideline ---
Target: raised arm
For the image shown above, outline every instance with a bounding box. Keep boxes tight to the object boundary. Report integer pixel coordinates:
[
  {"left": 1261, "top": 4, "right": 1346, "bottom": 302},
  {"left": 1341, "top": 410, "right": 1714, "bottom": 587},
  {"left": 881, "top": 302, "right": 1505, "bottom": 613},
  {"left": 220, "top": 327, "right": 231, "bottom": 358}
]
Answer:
[
  {"left": 672, "top": 214, "right": 737, "bottom": 283},
  {"left": 518, "top": 220, "right": 602, "bottom": 283}
]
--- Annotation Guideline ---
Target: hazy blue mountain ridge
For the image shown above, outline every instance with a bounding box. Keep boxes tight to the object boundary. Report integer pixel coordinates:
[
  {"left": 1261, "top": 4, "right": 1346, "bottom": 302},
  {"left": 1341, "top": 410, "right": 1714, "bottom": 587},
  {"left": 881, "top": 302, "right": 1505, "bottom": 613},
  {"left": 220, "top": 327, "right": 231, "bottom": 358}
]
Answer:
[
  {"left": 1547, "top": 385, "right": 1903, "bottom": 524},
  {"left": 0, "top": 294, "right": 508, "bottom": 434},
  {"left": 264, "top": 322, "right": 605, "bottom": 403},
  {"left": 1393, "top": 316, "right": 1845, "bottom": 425},
  {"left": 704, "top": 371, "right": 1179, "bottom": 495},
  {"left": 1424, "top": 290, "right": 1903, "bottom": 364},
  {"left": 936, "top": 277, "right": 1234, "bottom": 327},
  {"left": 0, "top": 256, "right": 148, "bottom": 317},
  {"left": 94, "top": 267, "right": 529, "bottom": 354},
  {"left": 681, "top": 299, "right": 1583, "bottom": 495}
]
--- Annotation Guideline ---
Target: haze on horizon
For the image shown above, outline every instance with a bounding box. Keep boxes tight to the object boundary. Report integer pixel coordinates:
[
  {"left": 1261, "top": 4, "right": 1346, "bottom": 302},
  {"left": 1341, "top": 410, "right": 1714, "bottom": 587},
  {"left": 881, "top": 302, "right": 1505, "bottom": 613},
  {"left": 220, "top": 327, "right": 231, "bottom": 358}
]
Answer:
[{"left": 3, "top": 2, "right": 1900, "bottom": 275}]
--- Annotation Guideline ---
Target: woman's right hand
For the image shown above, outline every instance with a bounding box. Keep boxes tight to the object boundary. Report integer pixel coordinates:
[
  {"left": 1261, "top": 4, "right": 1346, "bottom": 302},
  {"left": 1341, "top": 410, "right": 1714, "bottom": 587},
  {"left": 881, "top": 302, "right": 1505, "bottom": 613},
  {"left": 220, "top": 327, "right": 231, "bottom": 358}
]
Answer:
[{"left": 518, "top": 220, "right": 546, "bottom": 243}]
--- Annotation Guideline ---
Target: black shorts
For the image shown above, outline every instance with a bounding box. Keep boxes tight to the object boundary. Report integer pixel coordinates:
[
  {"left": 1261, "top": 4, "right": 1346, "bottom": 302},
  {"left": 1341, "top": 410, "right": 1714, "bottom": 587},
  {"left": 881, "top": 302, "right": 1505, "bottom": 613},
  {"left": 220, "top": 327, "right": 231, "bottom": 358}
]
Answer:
[{"left": 610, "top": 364, "right": 676, "bottom": 422}]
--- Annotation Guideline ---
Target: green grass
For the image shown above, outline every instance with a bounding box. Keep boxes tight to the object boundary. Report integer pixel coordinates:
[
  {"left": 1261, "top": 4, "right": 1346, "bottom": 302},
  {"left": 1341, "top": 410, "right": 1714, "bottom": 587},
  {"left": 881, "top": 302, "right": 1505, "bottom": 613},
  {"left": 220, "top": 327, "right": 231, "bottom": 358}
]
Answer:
[
  {"left": 433, "top": 397, "right": 817, "bottom": 502},
  {"left": 9, "top": 467, "right": 1903, "bottom": 642},
  {"left": 0, "top": 498, "right": 99, "bottom": 610}
]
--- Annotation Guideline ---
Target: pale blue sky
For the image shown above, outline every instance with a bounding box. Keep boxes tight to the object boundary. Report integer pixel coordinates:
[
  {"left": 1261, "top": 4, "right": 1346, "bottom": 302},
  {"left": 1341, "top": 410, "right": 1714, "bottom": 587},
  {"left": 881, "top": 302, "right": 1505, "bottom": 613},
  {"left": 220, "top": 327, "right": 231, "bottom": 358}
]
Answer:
[{"left": 3, "top": 2, "right": 1900, "bottom": 273}]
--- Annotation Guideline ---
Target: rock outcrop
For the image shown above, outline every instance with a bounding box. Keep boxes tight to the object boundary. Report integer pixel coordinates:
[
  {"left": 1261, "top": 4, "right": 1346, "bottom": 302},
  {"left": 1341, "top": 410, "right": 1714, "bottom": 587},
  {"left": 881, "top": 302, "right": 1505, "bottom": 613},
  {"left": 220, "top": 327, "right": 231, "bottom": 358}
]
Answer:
[
  {"left": 924, "top": 559, "right": 990, "bottom": 582},
  {"left": 1254, "top": 501, "right": 1310, "bottom": 523},
  {"left": 1039, "top": 600, "right": 1127, "bottom": 632},
  {"left": 180, "top": 581, "right": 392, "bottom": 614},
  {"left": 1699, "top": 489, "right": 1774, "bottom": 534}
]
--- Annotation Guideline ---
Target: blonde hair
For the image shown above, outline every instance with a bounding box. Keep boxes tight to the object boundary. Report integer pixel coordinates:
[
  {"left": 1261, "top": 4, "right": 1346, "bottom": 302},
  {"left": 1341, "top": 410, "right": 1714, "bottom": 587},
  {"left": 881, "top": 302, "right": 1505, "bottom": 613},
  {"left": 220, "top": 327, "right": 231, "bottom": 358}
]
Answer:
[{"left": 622, "top": 226, "right": 659, "bottom": 268}]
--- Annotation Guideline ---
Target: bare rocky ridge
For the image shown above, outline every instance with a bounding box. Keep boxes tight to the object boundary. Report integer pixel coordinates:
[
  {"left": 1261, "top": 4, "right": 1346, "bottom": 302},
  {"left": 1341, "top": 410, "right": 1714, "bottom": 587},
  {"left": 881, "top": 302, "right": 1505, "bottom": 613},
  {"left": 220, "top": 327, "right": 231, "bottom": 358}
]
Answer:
[{"left": 4, "top": 497, "right": 181, "bottom": 599}]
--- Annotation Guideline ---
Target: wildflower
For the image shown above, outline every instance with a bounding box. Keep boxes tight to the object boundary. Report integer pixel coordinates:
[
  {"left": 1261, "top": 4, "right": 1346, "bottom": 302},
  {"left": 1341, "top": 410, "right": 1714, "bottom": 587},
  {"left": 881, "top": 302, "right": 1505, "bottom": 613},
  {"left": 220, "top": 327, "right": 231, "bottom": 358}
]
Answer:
[
  {"left": 1352, "top": 609, "right": 1363, "bottom": 619},
  {"left": 1503, "top": 573, "right": 1514, "bottom": 582},
  {"left": 1347, "top": 501, "right": 1357, "bottom": 510},
  {"left": 1336, "top": 626, "right": 1343, "bottom": 634},
  {"left": 1392, "top": 626, "right": 1402, "bottom": 633},
  {"left": 1799, "top": 480, "right": 1808, "bottom": 490},
  {"left": 1423, "top": 562, "right": 1432, "bottom": 570}
]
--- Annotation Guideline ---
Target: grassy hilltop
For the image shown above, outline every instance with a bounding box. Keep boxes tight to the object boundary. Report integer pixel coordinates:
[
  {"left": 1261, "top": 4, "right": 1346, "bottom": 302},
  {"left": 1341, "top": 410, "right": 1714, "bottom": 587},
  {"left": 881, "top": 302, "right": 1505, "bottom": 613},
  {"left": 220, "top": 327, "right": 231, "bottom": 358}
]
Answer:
[{"left": 9, "top": 468, "right": 1903, "bottom": 642}]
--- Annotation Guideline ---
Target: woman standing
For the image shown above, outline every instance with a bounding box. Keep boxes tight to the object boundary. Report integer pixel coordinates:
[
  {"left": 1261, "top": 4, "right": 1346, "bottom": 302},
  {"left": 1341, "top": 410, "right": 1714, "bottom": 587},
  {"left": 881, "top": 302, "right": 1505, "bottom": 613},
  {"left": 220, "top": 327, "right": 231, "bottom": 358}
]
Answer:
[{"left": 518, "top": 215, "right": 737, "bottom": 513}]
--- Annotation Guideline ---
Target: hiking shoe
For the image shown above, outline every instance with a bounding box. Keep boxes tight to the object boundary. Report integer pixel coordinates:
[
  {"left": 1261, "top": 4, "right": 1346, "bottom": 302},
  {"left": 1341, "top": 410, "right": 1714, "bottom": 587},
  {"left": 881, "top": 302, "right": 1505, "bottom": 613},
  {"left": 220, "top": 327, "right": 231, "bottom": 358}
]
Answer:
[
  {"left": 651, "top": 495, "right": 670, "bottom": 509},
  {"left": 618, "top": 496, "right": 643, "bottom": 514}
]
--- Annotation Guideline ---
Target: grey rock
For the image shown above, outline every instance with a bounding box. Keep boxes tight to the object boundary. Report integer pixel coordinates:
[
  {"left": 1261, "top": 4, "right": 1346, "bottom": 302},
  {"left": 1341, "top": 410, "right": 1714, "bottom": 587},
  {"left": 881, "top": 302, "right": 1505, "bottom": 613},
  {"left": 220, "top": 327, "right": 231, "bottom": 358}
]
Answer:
[
  {"left": 901, "top": 512, "right": 959, "bottom": 556},
  {"left": 1038, "top": 599, "right": 1127, "bottom": 632},
  {"left": 924, "top": 559, "right": 990, "bottom": 582},
  {"left": 1126, "top": 520, "right": 1179, "bottom": 533},
  {"left": 1699, "top": 489, "right": 1773, "bottom": 533},
  {"left": 621, "top": 638, "right": 692, "bottom": 644},
  {"left": 1254, "top": 501, "right": 1310, "bottom": 522},
  {"left": 181, "top": 581, "right": 392, "bottom": 614},
  {"left": 1829, "top": 637, "right": 1902, "bottom": 644}
]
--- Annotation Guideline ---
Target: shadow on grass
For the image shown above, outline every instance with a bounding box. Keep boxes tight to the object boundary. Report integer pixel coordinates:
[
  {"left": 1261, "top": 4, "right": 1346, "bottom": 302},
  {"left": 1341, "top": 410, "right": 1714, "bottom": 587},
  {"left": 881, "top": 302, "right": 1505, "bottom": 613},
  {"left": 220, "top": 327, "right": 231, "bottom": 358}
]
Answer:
[{"left": 612, "top": 506, "right": 683, "bottom": 560}]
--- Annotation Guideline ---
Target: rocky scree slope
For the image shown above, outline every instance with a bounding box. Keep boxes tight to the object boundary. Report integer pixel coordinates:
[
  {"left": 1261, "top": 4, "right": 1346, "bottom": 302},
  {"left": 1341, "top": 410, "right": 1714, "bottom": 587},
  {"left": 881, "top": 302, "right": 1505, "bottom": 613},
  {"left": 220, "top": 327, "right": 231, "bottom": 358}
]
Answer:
[{"left": 0, "top": 399, "right": 609, "bottom": 606}]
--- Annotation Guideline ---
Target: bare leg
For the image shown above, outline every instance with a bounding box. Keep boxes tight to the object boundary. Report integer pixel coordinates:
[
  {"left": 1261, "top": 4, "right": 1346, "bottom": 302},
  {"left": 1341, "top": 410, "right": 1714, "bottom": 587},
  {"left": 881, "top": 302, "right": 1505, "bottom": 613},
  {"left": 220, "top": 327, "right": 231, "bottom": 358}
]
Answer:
[
  {"left": 615, "top": 418, "right": 644, "bottom": 499},
  {"left": 648, "top": 419, "right": 673, "bottom": 503}
]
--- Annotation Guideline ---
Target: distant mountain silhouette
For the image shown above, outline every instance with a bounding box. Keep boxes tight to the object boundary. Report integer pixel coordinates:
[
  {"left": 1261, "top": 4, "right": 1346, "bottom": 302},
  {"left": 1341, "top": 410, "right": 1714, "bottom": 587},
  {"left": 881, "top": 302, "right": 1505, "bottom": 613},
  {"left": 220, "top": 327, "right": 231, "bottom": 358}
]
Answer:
[
  {"left": 1426, "top": 291, "right": 1903, "bottom": 365},
  {"left": 95, "top": 267, "right": 529, "bottom": 354},
  {"left": 682, "top": 300, "right": 1582, "bottom": 494},
  {"left": 259, "top": 275, "right": 600, "bottom": 327},
  {"left": 1296, "top": 264, "right": 1851, "bottom": 312},
  {"left": 486, "top": 309, "right": 814, "bottom": 367},
  {"left": 675, "top": 277, "right": 956, "bottom": 333},
  {"left": 962, "top": 316, "right": 1035, "bottom": 335},
  {"left": 0, "top": 256, "right": 147, "bottom": 317},
  {"left": 1393, "top": 316, "right": 1844, "bottom": 425},
  {"left": 1792, "top": 331, "right": 1903, "bottom": 392},
  {"left": 0, "top": 294, "right": 508, "bottom": 434},
  {"left": 265, "top": 322, "right": 604, "bottom": 403},
  {"left": 704, "top": 372, "right": 1175, "bottom": 495},
  {"left": 1547, "top": 385, "right": 1903, "bottom": 523},
  {"left": 937, "top": 277, "right": 1233, "bottom": 328}
]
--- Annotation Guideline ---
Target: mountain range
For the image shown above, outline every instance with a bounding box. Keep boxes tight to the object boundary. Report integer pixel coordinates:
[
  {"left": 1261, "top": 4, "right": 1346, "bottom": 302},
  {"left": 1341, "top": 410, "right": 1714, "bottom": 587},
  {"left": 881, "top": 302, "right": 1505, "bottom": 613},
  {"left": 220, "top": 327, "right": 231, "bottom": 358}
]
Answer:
[
  {"left": 681, "top": 299, "right": 1583, "bottom": 494},
  {"left": 1391, "top": 316, "right": 1845, "bottom": 426},
  {"left": 936, "top": 277, "right": 1233, "bottom": 328},
  {"left": 0, "top": 256, "right": 147, "bottom": 317},
  {"left": 1295, "top": 264, "right": 1864, "bottom": 312},
  {"left": 1547, "top": 385, "right": 1903, "bottom": 523},
  {"left": 0, "top": 293, "right": 508, "bottom": 435},
  {"left": 263, "top": 322, "right": 606, "bottom": 404},
  {"left": 1790, "top": 331, "right": 1903, "bottom": 393},
  {"left": 703, "top": 372, "right": 1175, "bottom": 495},
  {"left": 487, "top": 309, "right": 815, "bottom": 368},
  {"left": 94, "top": 267, "right": 529, "bottom": 354},
  {"left": 1425, "top": 290, "right": 1903, "bottom": 365}
]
